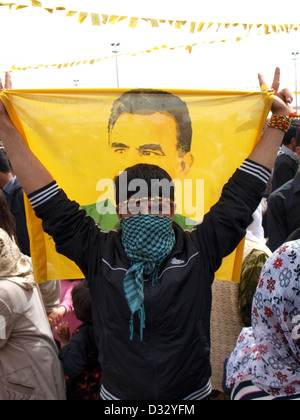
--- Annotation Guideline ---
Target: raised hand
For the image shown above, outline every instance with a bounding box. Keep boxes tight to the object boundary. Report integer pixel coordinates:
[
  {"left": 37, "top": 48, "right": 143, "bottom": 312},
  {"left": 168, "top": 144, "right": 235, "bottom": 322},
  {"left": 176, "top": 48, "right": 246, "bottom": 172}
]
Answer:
[{"left": 258, "top": 67, "right": 292, "bottom": 116}]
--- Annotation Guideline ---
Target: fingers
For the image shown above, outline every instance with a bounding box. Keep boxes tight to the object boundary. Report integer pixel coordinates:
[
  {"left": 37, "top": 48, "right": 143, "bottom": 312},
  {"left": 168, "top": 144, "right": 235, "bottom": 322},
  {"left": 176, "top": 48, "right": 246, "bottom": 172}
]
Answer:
[
  {"left": 55, "top": 321, "right": 69, "bottom": 335},
  {"left": 5, "top": 72, "right": 12, "bottom": 90},
  {"left": 276, "top": 88, "right": 293, "bottom": 104},
  {"left": 259, "top": 67, "right": 281, "bottom": 92},
  {"left": 271, "top": 67, "right": 280, "bottom": 92},
  {"left": 0, "top": 77, "right": 3, "bottom": 91},
  {"left": 258, "top": 72, "right": 267, "bottom": 89}
]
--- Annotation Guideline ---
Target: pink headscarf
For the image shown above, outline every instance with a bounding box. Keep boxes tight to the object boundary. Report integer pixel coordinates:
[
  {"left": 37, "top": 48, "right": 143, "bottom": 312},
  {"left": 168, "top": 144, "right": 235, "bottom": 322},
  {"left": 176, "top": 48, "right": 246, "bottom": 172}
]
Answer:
[{"left": 226, "top": 240, "right": 300, "bottom": 398}]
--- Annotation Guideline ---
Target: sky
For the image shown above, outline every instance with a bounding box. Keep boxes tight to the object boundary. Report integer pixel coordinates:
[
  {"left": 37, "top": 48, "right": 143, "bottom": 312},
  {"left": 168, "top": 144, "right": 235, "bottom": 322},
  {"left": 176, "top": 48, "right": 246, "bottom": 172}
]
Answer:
[{"left": 0, "top": 0, "right": 299, "bottom": 106}]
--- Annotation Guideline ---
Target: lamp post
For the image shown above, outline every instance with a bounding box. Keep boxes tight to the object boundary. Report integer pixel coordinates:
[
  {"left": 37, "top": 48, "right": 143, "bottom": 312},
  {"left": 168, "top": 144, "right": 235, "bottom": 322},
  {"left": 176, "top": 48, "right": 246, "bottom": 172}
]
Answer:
[
  {"left": 111, "top": 43, "right": 120, "bottom": 88},
  {"left": 292, "top": 51, "right": 299, "bottom": 112}
]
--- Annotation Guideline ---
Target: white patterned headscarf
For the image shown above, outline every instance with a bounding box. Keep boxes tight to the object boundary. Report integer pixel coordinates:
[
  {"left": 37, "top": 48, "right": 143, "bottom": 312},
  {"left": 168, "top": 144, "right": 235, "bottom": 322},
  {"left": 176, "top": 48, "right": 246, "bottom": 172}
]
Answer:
[
  {"left": 226, "top": 240, "right": 300, "bottom": 398},
  {"left": 0, "top": 228, "right": 35, "bottom": 290}
]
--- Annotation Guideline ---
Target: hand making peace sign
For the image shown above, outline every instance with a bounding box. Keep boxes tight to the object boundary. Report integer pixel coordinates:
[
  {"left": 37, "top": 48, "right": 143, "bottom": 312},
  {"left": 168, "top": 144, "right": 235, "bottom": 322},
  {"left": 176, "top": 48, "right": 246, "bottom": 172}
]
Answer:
[{"left": 258, "top": 67, "right": 293, "bottom": 116}]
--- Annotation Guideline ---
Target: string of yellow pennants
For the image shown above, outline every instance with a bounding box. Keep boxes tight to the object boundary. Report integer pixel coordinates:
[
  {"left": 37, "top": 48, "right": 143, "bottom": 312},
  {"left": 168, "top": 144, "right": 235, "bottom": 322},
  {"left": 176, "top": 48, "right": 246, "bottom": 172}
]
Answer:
[
  {"left": 7, "top": 40, "right": 238, "bottom": 72},
  {"left": 7, "top": 31, "right": 276, "bottom": 73},
  {"left": 1, "top": 1, "right": 300, "bottom": 33},
  {"left": 1, "top": 1, "right": 300, "bottom": 73}
]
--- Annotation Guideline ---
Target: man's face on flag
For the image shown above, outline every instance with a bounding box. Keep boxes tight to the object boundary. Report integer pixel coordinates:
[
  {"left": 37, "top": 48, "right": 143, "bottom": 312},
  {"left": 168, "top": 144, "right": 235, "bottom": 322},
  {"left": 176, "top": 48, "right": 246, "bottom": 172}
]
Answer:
[{"left": 108, "top": 111, "right": 193, "bottom": 180}]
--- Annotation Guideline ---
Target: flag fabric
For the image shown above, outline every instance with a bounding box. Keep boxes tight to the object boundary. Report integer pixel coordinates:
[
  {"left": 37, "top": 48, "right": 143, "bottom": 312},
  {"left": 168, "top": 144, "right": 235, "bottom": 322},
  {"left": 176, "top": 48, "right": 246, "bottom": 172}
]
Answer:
[{"left": 0, "top": 89, "right": 273, "bottom": 283}]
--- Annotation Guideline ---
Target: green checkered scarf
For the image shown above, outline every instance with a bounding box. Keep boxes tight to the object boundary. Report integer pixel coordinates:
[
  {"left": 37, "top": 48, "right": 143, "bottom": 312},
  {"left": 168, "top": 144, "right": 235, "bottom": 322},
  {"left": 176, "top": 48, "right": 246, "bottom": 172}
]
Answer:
[{"left": 120, "top": 214, "right": 176, "bottom": 341}]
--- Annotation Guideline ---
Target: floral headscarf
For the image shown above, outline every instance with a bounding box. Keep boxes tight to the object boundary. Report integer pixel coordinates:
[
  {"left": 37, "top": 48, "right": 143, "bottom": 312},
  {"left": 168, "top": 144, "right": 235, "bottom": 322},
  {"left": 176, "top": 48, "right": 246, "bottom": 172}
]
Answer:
[{"left": 226, "top": 240, "right": 300, "bottom": 398}]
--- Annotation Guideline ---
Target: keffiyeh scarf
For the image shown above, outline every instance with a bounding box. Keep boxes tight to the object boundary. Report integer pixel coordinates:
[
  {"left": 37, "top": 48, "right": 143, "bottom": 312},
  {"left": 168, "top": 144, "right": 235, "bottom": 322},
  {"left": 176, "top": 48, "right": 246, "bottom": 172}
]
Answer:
[
  {"left": 226, "top": 240, "right": 300, "bottom": 398},
  {"left": 120, "top": 214, "right": 175, "bottom": 341},
  {"left": 0, "top": 228, "right": 35, "bottom": 290}
]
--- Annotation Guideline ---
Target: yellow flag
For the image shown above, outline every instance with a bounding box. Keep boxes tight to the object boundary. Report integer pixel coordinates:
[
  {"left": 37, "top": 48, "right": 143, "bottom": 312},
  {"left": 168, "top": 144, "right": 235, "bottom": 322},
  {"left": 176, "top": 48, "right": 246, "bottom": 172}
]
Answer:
[
  {"left": 91, "top": 13, "right": 100, "bottom": 25},
  {"left": 78, "top": 12, "right": 88, "bottom": 24},
  {"left": 108, "top": 15, "right": 119, "bottom": 25},
  {"left": 0, "top": 89, "right": 273, "bottom": 284},
  {"left": 31, "top": 0, "right": 41, "bottom": 7},
  {"left": 129, "top": 17, "right": 138, "bottom": 28},
  {"left": 66, "top": 11, "right": 77, "bottom": 17}
]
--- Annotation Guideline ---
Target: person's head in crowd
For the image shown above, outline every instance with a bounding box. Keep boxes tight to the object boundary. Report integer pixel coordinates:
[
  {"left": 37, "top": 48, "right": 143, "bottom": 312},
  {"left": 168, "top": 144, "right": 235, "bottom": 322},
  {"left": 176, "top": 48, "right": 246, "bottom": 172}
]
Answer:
[
  {"left": 114, "top": 163, "right": 176, "bottom": 219},
  {"left": 226, "top": 239, "right": 300, "bottom": 399},
  {"left": 71, "top": 279, "right": 92, "bottom": 324},
  {"left": 0, "top": 189, "right": 17, "bottom": 242},
  {"left": 0, "top": 148, "right": 14, "bottom": 188},
  {"left": 282, "top": 123, "right": 300, "bottom": 152}
]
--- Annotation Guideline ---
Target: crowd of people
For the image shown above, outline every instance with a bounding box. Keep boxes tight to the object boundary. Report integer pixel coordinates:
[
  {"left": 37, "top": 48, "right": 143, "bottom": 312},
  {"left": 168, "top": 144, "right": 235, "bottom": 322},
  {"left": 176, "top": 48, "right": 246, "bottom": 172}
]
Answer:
[{"left": 0, "top": 69, "right": 299, "bottom": 401}]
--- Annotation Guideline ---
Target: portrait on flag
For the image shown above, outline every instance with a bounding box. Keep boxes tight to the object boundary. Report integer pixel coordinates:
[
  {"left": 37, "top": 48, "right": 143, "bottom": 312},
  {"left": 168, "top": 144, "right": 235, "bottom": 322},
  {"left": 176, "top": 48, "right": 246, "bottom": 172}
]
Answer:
[{"left": 0, "top": 88, "right": 273, "bottom": 283}]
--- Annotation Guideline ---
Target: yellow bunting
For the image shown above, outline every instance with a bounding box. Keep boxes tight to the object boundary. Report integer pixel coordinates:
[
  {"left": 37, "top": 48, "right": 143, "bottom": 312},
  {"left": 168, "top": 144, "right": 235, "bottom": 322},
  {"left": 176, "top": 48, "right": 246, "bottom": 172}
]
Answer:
[
  {"left": 0, "top": 1, "right": 299, "bottom": 38},
  {"left": 150, "top": 19, "right": 159, "bottom": 28},
  {"left": 175, "top": 20, "right": 186, "bottom": 29},
  {"left": 31, "top": 0, "right": 41, "bottom": 7},
  {"left": 129, "top": 17, "right": 138, "bottom": 28},
  {"left": 108, "top": 15, "right": 119, "bottom": 24},
  {"left": 101, "top": 14, "right": 108, "bottom": 24},
  {"left": 78, "top": 12, "right": 88, "bottom": 23},
  {"left": 197, "top": 22, "right": 205, "bottom": 32},
  {"left": 190, "top": 21, "right": 197, "bottom": 33},
  {"left": 66, "top": 11, "right": 77, "bottom": 17},
  {"left": 91, "top": 13, "right": 100, "bottom": 25}
]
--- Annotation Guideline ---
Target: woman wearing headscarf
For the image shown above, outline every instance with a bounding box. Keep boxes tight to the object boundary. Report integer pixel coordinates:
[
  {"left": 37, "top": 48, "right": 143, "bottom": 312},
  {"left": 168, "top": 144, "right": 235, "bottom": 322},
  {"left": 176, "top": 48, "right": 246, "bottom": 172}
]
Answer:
[
  {"left": 0, "top": 191, "right": 65, "bottom": 400},
  {"left": 224, "top": 240, "right": 300, "bottom": 400}
]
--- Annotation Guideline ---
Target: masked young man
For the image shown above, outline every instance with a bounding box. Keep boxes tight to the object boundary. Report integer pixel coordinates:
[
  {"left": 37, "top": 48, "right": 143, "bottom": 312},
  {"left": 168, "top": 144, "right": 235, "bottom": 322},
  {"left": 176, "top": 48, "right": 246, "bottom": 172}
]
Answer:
[{"left": 0, "top": 69, "right": 293, "bottom": 400}]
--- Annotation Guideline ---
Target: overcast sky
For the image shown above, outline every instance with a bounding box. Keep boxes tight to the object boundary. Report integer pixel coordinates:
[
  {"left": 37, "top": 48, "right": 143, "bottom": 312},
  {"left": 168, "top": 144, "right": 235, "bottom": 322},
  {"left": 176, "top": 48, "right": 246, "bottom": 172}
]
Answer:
[{"left": 0, "top": 0, "right": 299, "bottom": 101}]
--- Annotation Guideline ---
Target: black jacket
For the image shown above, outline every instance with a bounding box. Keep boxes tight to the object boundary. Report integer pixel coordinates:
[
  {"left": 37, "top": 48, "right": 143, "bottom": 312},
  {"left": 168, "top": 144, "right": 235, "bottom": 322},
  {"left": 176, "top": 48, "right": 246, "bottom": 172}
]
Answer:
[
  {"left": 31, "top": 161, "right": 269, "bottom": 399},
  {"left": 267, "top": 171, "right": 300, "bottom": 252},
  {"left": 272, "top": 153, "right": 299, "bottom": 193}
]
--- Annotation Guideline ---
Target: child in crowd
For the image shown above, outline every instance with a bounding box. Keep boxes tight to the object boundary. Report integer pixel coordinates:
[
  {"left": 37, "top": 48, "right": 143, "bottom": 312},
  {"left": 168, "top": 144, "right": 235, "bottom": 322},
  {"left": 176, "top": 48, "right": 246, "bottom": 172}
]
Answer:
[
  {"left": 55, "top": 280, "right": 102, "bottom": 400},
  {"left": 47, "top": 279, "right": 83, "bottom": 347}
]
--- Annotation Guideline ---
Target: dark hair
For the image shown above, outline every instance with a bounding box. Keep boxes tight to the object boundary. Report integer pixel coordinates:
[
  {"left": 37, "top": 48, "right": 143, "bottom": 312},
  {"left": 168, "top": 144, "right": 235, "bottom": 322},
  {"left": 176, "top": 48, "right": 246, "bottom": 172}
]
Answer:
[
  {"left": 0, "top": 190, "right": 18, "bottom": 241},
  {"left": 114, "top": 163, "right": 175, "bottom": 206},
  {"left": 0, "top": 149, "right": 12, "bottom": 174},
  {"left": 108, "top": 89, "right": 193, "bottom": 157},
  {"left": 71, "top": 280, "right": 92, "bottom": 324}
]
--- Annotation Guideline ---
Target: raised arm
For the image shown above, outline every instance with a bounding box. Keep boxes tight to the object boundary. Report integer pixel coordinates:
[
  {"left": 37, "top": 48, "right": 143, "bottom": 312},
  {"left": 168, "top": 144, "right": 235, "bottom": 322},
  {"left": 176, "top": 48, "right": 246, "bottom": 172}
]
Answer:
[
  {"left": 248, "top": 67, "right": 293, "bottom": 170},
  {"left": 0, "top": 73, "right": 54, "bottom": 195}
]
